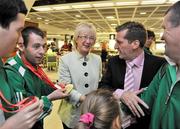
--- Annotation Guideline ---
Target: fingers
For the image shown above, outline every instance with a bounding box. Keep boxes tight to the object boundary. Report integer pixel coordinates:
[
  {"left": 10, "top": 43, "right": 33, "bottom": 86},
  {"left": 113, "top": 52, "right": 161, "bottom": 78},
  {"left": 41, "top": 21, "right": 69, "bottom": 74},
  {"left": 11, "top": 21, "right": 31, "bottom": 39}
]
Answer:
[
  {"left": 57, "top": 89, "right": 69, "bottom": 97},
  {"left": 132, "top": 102, "right": 144, "bottom": 117},
  {"left": 39, "top": 100, "right": 44, "bottom": 111},
  {"left": 61, "top": 92, "right": 69, "bottom": 98},
  {"left": 126, "top": 100, "right": 136, "bottom": 116},
  {"left": 23, "top": 98, "right": 40, "bottom": 112},
  {"left": 121, "top": 91, "right": 149, "bottom": 117},
  {"left": 113, "top": 93, "right": 119, "bottom": 100},
  {"left": 135, "top": 104, "right": 145, "bottom": 117},
  {"left": 130, "top": 102, "right": 141, "bottom": 117},
  {"left": 60, "top": 88, "right": 66, "bottom": 92},
  {"left": 132, "top": 97, "right": 149, "bottom": 117},
  {"left": 137, "top": 97, "right": 149, "bottom": 109},
  {"left": 134, "top": 89, "right": 144, "bottom": 95},
  {"left": 57, "top": 83, "right": 66, "bottom": 88},
  {"left": 125, "top": 96, "right": 143, "bottom": 117}
]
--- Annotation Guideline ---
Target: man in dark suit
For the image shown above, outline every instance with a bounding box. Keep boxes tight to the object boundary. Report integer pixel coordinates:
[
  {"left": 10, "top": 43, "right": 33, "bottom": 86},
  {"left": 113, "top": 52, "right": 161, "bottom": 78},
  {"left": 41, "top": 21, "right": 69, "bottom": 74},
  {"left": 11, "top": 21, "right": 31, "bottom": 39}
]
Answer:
[{"left": 99, "top": 21, "right": 166, "bottom": 129}]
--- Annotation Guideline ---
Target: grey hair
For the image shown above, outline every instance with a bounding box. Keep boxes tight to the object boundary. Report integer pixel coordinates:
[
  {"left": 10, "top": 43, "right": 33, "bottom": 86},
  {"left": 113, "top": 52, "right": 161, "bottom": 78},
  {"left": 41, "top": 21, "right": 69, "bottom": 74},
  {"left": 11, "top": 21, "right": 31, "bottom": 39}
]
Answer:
[{"left": 73, "top": 22, "right": 96, "bottom": 48}]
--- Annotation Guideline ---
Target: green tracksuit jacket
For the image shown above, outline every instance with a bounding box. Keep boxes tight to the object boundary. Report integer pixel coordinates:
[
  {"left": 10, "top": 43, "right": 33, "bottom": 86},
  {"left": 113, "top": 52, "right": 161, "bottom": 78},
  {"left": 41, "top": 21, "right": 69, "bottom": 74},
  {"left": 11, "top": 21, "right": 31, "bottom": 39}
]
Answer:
[
  {"left": 0, "top": 58, "right": 14, "bottom": 124},
  {"left": 4, "top": 54, "right": 54, "bottom": 120},
  {"left": 141, "top": 63, "right": 180, "bottom": 129},
  {"left": 0, "top": 58, "right": 13, "bottom": 102}
]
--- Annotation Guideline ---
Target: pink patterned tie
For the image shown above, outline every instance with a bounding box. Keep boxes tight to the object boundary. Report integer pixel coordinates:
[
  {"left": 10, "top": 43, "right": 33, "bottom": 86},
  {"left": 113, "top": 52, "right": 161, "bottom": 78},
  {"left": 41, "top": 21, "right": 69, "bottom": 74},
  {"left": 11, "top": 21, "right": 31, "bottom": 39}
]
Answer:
[{"left": 124, "top": 62, "right": 134, "bottom": 91}]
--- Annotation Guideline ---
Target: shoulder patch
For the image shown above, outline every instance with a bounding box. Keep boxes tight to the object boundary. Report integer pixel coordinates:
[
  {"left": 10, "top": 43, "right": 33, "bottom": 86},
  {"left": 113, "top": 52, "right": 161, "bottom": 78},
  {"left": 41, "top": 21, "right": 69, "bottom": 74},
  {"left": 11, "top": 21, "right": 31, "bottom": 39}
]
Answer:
[
  {"left": 18, "top": 66, "right": 25, "bottom": 76},
  {"left": 8, "top": 59, "right": 17, "bottom": 66}
]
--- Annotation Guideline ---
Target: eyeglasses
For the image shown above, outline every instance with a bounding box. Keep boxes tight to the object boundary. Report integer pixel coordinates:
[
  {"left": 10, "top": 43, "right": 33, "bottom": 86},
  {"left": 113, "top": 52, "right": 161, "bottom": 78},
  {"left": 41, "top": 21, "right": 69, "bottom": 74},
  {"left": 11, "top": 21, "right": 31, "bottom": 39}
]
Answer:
[{"left": 78, "top": 35, "right": 95, "bottom": 42}]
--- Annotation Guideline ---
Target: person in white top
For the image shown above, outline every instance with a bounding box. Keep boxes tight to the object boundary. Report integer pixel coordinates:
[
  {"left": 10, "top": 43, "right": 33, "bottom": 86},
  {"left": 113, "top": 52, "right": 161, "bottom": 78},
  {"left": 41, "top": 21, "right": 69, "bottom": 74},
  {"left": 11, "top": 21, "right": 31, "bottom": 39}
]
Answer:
[{"left": 58, "top": 22, "right": 102, "bottom": 129}]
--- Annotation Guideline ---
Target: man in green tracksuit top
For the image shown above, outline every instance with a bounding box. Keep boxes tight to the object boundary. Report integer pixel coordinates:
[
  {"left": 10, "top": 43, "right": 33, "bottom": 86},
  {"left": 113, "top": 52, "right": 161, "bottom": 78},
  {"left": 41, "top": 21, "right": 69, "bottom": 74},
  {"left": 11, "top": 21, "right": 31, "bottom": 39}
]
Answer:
[
  {"left": 0, "top": 0, "right": 43, "bottom": 128},
  {"left": 140, "top": 61, "right": 180, "bottom": 129},
  {"left": 4, "top": 26, "right": 68, "bottom": 129},
  {"left": 118, "top": 1, "right": 180, "bottom": 129}
]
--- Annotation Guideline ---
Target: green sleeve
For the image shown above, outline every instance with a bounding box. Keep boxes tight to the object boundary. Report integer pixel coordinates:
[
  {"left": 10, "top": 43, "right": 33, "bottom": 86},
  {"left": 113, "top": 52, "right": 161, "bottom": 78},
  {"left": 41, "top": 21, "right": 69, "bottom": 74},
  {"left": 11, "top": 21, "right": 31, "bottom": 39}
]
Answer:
[
  {"left": 40, "top": 81, "right": 54, "bottom": 96},
  {"left": 140, "top": 68, "right": 162, "bottom": 111},
  {"left": 38, "top": 96, "right": 53, "bottom": 120},
  {"left": 5, "top": 67, "right": 31, "bottom": 103}
]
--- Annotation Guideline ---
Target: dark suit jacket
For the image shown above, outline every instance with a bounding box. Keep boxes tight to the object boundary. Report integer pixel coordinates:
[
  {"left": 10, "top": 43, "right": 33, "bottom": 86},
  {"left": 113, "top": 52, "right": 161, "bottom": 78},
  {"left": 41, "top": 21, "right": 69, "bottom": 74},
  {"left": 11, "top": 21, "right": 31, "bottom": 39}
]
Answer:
[
  {"left": 99, "top": 52, "right": 166, "bottom": 129},
  {"left": 99, "top": 52, "right": 166, "bottom": 90}
]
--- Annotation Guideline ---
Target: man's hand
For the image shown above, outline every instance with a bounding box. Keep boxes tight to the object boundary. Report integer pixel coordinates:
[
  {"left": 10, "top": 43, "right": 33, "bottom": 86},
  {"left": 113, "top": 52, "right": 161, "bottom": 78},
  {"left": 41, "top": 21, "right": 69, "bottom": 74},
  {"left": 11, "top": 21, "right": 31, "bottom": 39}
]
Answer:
[
  {"left": 47, "top": 89, "right": 69, "bottom": 101},
  {"left": 1, "top": 97, "right": 41, "bottom": 129},
  {"left": 120, "top": 90, "right": 149, "bottom": 118}
]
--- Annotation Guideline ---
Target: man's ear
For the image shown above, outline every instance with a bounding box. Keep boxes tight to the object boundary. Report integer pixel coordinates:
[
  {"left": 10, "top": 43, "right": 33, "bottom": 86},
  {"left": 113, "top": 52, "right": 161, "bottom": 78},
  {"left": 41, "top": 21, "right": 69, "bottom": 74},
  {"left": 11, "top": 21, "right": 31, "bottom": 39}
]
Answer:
[
  {"left": 18, "top": 44, "right": 25, "bottom": 52},
  {"left": 132, "top": 40, "right": 140, "bottom": 49},
  {"left": 112, "top": 115, "right": 121, "bottom": 129}
]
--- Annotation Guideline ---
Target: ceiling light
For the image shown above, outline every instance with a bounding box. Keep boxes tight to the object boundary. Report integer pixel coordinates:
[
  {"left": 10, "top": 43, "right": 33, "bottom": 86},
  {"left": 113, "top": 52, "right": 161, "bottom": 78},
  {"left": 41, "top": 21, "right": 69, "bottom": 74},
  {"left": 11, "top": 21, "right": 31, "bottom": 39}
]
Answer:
[
  {"left": 111, "top": 24, "right": 117, "bottom": 26},
  {"left": 116, "top": 1, "right": 139, "bottom": 6},
  {"left": 75, "top": 15, "right": 81, "bottom": 18},
  {"left": 72, "top": 4, "right": 92, "bottom": 9},
  {"left": 47, "top": 34, "right": 61, "bottom": 37},
  {"left": 25, "top": 17, "right": 31, "bottom": 20},
  {"left": 140, "top": 12, "right": 147, "bottom": 15},
  {"left": 33, "top": 7, "right": 52, "bottom": 11},
  {"left": 37, "top": 17, "right": 42, "bottom": 20},
  {"left": 141, "top": 0, "right": 166, "bottom": 5},
  {"left": 106, "top": 16, "right": 115, "bottom": 19},
  {"left": 93, "top": 2, "right": 114, "bottom": 7},
  {"left": 45, "top": 23, "right": 49, "bottom": 24},
  {"left": 45, "top": 19, "right": 49, "bottom": 22},
  {"left": 52, "top": 6, "right": 71, "bottom": 10}
]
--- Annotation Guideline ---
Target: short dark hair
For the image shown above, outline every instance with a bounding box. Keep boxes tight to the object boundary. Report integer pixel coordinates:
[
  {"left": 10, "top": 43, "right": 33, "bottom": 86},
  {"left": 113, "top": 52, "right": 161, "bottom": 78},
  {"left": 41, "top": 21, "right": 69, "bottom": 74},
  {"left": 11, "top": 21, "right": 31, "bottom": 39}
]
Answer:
[
  {"left": 116, "top": 21, "right": 147, "bottom": 48},
  {"left": 0, "top": 0, "right": 27, "bottom": 29},
  {"left": 17, "top": 0, "right": 28, "bottom": 15},
  {"left": 147, "top": 30, "right": 155, "bottom": 39},
  {"left": 21, "top": 26, "right": 45, "bottom": 48},
  {"left": 165, "top": 1, "right": 180, "bottom": 27}
]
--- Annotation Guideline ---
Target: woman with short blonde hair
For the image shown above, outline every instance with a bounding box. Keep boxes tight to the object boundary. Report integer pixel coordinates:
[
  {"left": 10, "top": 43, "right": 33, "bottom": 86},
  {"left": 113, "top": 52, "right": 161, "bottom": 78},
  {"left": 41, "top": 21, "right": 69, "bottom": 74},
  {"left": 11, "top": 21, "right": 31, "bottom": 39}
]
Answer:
[{"left": 58, "top": 22, "right": 102, "bottom": 129}]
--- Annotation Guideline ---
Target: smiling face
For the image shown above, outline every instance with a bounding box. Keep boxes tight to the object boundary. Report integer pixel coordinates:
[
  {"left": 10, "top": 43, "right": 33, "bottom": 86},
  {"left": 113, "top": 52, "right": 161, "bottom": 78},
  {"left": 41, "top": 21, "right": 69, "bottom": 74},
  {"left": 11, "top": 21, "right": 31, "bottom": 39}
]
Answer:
[
  {"left": 75, "top": 27, "right": 96, "bottom": 56},
  {"left": 161, "top": 11, "right": 180, "bottom": 62},
  {"left": 0, "top": 13, "right": 25, "bottom": 57},
  {"left": 22, "top": 32, "right": 46, "bottom": 65}
]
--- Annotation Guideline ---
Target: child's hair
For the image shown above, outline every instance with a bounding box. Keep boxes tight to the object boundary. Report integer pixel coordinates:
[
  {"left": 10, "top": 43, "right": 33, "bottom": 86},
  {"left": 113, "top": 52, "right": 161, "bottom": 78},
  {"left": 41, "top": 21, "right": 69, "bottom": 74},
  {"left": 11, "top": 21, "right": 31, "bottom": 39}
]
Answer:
[{"left": 75, "top": 89, "right": 121, "bottom": 129}]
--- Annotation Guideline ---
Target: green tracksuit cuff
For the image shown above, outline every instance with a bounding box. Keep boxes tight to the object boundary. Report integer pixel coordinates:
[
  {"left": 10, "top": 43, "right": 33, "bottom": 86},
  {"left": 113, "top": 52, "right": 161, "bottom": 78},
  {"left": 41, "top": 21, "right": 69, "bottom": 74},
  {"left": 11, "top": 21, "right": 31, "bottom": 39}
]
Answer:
[{"left": 38, "top": 96, "right": 53, "bottom": 120}]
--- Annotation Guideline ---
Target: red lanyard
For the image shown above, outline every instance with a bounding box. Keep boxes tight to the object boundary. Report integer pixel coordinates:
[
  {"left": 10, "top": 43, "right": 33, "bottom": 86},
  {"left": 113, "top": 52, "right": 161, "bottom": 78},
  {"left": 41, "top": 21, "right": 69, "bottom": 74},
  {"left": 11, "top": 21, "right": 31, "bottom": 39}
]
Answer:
[
  {"left": 0, "top": 91, "right": 37, "bottom": 113},
  {"left": 21, "top": 55, "right": 62, "bottom": 89}
]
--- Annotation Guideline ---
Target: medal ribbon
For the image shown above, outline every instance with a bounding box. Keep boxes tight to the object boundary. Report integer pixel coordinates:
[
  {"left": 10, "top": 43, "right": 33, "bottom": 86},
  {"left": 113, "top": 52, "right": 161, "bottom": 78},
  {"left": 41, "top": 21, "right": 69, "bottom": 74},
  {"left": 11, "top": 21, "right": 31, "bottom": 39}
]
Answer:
[
  {"left": 0, "top": 91, "right": 37, "bottom": 113},
  {"left": 0, "top": 58, "right": 37, "bottom": 113},
  {"left": 21, "top": 54, "right": 63, "bottom": 89}
]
